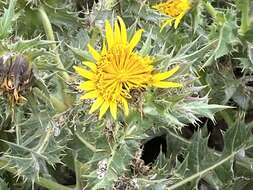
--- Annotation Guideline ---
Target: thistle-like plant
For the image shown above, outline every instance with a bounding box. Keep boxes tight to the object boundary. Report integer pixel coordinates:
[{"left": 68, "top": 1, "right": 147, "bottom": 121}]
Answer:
[{"left": 0, "top": 0, "right": 253, "bottom": 190}]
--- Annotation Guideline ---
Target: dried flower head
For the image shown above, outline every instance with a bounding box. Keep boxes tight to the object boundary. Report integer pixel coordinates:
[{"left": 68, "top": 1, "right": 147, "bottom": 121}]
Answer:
[
  {"left": 0, "top": 53, "right": 33, "bottom": 103},
  {"left": 113, "top": 176, "right": 139, "bottom": 190},
  {"left": 74, "top": 16, "right": 182, "bottom": 119},
  {"left": 152, "top": 0, "right": 191, "bottom": 29},
  {"left": 131, "top": 148, "right": 150, "bottom": 176}
]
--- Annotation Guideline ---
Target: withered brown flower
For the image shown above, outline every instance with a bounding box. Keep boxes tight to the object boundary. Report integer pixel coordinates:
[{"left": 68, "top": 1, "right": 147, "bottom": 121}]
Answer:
[{"left": 0, "top": 53, "right": 33, "bottom": 104}]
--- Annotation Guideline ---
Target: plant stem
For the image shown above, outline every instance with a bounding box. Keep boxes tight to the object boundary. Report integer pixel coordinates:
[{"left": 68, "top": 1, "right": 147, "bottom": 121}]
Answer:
[
  {"left": 74, "top": 155, "right": 82, "bottom": 190},
  {"left": 36, "top": 178, "right": 73, "bottom": 190},
  {"left": 38, "top": 6, "right": 74, "bottom": 112},
  {"left": 204, "top": 2, "right": 217, "bottom": 19},
  {"left": 75, "top": 132, "right": 105, "bottom": 153},
  {"left": 0, "top": 159, "right": 73, "bottom": 190},
  {"left": 239, "top": 0, "right": 249, "bottom": 35},
  {"left": 15, "top": 109, "right": 21, "bottom": 145},
  {"left": 38, "top": 6, "right": 69, "bottom": 81}
]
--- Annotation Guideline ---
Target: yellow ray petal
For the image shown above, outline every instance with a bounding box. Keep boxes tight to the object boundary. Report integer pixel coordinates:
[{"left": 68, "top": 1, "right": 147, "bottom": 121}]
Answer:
[
  {"left": 153, "top": 81, "right": 182, "bottom": 88},
  {"left": 114, "top": 20, "right": 121, "bottom": 44},
  {"left": 152, "top": 4, "right": 159, "bottom": 9},
  {"left": 82, "top": 61, "right": 97, "bottom": 72},
  {"left": 128, "top": 29, "right": 144, "bottom": 51},
  {"left": 153, "top": 65, "right": 180, "bottom": 81},
  {"left": 117, "top": 16, "right": 127, "bottom": 44},
  {"left": 79, "top": 81, "right": 96, "bottom": 91},
  {"left": 121, "top": 98, "right": 129, "bottom": 116},
  {"left": 101, "top": 40, "right": 107, "bottom": 55},
  {"left": 161, "top": 18, "right": 174, "bottom": 31},
  {"left": 105, "top": 20, "right": 114, "bottom": 49},
  {"left": 99, "top": 101, "right": 110, "bottom": 119},
  {"left": 89, "top": 96, "right": 104, "bottom": 113},
  {"left": 87, "top": 44, "right": 101, "bottom": 61},
  {"left": 80, "top": 90, "right": 98, "bottom": 99},
  {"left": 110, "top": 101, "right": 117, "bottom": 120},
  {"left": 174, "top": 13, "right": 185, "bottom": 29},
  {"left": 74, "top": 66, "right": 95, "bottom": 80}
]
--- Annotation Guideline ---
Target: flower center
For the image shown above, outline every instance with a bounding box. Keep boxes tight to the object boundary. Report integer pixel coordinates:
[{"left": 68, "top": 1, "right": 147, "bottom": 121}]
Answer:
[{"left": 116, "top": 71, "right": 127, "bottom": 81}]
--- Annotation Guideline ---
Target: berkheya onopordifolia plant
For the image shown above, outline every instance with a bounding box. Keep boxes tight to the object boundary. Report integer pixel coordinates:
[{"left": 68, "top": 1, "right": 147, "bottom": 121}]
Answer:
[{"left": 0, "top": 0, "right": 253, "bottom": 190}]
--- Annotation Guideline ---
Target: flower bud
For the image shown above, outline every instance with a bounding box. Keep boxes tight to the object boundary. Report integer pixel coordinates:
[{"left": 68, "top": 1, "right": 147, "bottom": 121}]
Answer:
[{"left": 0, "top": 53, "right": 33, "bottom": 104}]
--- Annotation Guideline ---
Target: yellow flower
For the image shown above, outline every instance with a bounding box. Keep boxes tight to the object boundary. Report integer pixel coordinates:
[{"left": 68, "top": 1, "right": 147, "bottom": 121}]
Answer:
[
  {"left": 74, "top": 17, "right": 182, "bottom": 120},
  {"left": 152, "top": 0, "right": 191, "bottom": 29}
]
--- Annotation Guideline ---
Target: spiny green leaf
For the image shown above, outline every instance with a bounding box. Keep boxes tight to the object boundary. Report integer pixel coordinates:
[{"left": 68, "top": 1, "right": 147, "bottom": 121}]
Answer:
[
  {"left": 166, "top": 122, "right": 253, "bottom": 189},
  {"left": 0, "top": 0, "right": 17, "bottom": 39}
]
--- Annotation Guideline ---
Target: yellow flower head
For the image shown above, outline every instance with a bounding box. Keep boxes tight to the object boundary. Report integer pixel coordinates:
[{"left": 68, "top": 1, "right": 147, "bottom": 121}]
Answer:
[
  {"left": 152, "top": 0, "right": 191, "bottom": 29},
  {"left": 74, "top": 17, "right": 182, "bottom": 120}
]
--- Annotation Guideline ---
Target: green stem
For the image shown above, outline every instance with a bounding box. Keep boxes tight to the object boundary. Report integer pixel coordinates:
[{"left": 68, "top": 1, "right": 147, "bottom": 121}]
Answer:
[
  {"left": 38, "top": 6, "right": 69, "bottom": 81},
  {"left": 50, "top": 95, "right": 68, "bottom": 112},
  {"left": 50, "top": 78, "right": 69, "bottom": 112},
  {"left": 15, "top": 109, "right": 21, "bottom": 145},
  {"left": 74, "top": 155, "right": 82, "bottom": 190},
  {"left": 38, "top": 6, "right": 74, "bottom": 112},
  {"left": 239, "top": 0, "right": 249, "bottom": 35},
  {"left": 0, "top": 159, "right": 73, "bottom": 190},
  {"left": 204, "top": 2, "right": 217, "bottom": 19},
  {"left": 36, "top": 178, "right": 73, "bottom": 190},
  {"left": 75, "top": 132, "right": 105, "bottom": 153}
]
